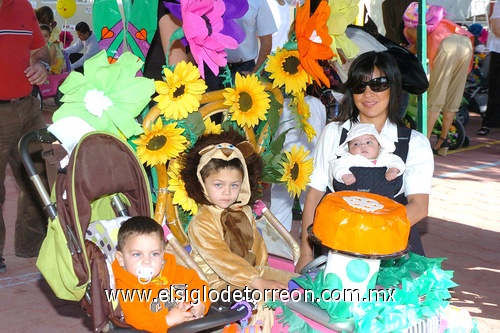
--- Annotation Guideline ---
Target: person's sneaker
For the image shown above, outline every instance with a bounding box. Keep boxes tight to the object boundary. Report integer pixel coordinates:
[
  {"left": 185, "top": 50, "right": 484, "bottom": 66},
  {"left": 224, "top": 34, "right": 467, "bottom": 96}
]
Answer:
[{"left": 0, "top": 258, "right": 6, "bottom": 273}]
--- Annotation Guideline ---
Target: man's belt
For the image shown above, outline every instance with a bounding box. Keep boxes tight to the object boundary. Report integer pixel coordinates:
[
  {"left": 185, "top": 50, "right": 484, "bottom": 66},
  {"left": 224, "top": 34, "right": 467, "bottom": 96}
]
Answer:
[{"left": 0, "top": 96, "right": 28, "bottom": 104}]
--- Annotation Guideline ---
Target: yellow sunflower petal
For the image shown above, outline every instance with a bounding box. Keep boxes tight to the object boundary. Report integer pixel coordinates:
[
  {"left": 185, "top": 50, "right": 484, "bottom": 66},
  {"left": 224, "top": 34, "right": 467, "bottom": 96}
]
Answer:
[
  {"left": 203, "top": 118, "right": 223, "bottom": 135},
  {"left": 167, "top": 161, "right": 198, "bottom": 214}
]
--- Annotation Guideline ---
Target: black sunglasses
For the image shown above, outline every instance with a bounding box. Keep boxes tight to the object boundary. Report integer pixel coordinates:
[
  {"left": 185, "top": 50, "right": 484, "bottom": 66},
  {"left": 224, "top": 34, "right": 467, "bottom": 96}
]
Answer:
[{"left": 352, "top": 76, "right": 391, "bottom": 94}]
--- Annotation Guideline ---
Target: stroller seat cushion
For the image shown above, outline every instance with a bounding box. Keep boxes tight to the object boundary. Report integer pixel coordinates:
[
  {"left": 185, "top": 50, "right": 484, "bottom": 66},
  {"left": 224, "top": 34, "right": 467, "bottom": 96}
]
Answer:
[
  {"left": 85, "top": 216, "right": 131, "bottom": 262},
  {"left": 85, "top": 216, "right": 131, "bottom": 291}
]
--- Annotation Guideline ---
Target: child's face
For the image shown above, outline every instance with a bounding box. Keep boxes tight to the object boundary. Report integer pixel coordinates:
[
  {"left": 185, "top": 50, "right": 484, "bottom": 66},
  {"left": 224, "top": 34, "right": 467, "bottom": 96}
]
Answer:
[
  {"left": 348, "top": 134, "right": 380, "bottom": 159},
  {"left": 116, "top": 233, "right": 164, "bottom": 280},
  {"left": 41, "top": 30, "right": 50, "bottom": 43},
  {"left": 203, "top": 167, "right": 243, "bottom": 209}
]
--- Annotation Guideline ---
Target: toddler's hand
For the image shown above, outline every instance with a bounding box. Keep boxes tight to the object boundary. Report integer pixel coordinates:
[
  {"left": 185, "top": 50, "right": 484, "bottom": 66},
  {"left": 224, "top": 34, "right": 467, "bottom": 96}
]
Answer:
[
  {"left": 252, "top": 200, "right": 266, "bottom": 217},
  {"left": 190, "top": 302, "right": 206, "bottom": 319},
  {"left": 165, "top": 302, "right": 196, "bottom": 327}
]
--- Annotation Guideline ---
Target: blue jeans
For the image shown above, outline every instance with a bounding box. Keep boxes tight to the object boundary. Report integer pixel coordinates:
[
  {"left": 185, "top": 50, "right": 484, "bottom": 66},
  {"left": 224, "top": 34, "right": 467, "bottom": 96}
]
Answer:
[{"left": 0, "top": 96, "right": 48, "bottom": 258}]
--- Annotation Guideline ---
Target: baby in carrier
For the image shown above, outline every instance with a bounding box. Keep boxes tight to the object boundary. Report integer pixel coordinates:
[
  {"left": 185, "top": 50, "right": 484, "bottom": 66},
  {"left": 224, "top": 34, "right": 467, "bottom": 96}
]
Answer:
[{"left": 330, "top": 123, "right": 405, "bottom": 195}]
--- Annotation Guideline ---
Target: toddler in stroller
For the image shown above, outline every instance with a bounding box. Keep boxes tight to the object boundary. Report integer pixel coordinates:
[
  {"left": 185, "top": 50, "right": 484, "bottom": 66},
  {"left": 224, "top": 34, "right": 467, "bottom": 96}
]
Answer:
[
  {"left": 112, "top": 216, "right": 210, "bottom": 331},
  {"left": 19, "top": 130, "right": 251, "bottom": 333}
]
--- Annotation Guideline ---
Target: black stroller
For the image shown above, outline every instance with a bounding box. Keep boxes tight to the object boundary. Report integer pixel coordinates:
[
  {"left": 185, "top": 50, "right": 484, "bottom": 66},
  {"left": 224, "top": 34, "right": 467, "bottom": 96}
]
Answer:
[{"left": 460, "top": 52, "right": 490, "bottom": 125}]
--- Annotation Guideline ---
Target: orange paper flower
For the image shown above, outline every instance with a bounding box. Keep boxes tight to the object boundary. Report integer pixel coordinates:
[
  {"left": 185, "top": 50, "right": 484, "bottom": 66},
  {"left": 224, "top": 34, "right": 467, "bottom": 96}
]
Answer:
[{"left": 295, "top": 0, "right": 335, "bottom": 88}]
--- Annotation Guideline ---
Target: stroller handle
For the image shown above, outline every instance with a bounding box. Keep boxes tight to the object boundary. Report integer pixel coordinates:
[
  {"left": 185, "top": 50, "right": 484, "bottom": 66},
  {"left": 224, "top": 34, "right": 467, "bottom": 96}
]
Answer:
[
  {"left": 18, "top": 129, "right": 59, "bottom": 220},
  {"left": 19, "top": 129, "right": 58, "bottom": 176}
]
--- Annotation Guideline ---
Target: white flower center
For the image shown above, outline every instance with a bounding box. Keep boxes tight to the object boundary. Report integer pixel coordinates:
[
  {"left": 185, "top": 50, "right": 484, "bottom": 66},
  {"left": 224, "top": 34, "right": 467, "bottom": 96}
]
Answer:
[
  {"left": 343, "top": 196, "right": 383, "bottom": 213},
  {"left": 84, "top": 88, "right": 113, "bottom": 118},
  {"left": 309, "top": 30, "right": 323, "bottom": 44}
]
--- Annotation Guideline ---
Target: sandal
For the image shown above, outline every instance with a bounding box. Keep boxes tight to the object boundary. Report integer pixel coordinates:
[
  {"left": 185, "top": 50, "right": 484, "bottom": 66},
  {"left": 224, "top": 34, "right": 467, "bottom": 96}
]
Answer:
[
  {"left": 477, "top": 127, "right": 490, "bottom": 136},
  {"left": 432, "top": 136, "right": 450, "bottom": 157}
]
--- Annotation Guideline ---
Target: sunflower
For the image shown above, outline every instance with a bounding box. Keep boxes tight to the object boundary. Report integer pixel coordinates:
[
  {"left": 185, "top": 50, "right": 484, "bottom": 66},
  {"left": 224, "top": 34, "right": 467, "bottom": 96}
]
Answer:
[
  {"left": 203, "top": 118, "right": 223, "bottom": 135},
  {"left": 294, "top": 91, "right": 311, "bottom": 120},
  {"left": 167, "top": 160, "right": 198, "bottom": 214},
  {"left": 133, "top": 119, "right": 188, "bottom": 166},
  {"left": 280, "top": 145, "right": 314, "bottom": 198},
  {"left": 266, "top": 48, "right": 310, "bottom": 95},
  {"left": 223, "top": 73, "right": 270, "bottom": 128},
  {"left": 154, "top": 61, "right": 207, "bottom": 120},
  {"left": 294, "top": 92, "right": 316, "bottom": 142}
]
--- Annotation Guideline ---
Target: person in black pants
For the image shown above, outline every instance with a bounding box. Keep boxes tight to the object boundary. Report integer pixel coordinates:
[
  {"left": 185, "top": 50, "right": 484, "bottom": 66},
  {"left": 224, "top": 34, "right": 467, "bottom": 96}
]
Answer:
[{"left": 478, "top": 2, "right": 500, "bottom": 135}]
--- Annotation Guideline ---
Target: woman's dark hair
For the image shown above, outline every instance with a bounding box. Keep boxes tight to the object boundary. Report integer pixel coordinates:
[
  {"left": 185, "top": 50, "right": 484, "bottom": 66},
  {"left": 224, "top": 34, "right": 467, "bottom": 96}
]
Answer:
[
  {"left": 337, "top": 51, "right": 403, "bottom": 126},
  {"left": 35, "top": 6, "right": 54, "bottom": 26}
]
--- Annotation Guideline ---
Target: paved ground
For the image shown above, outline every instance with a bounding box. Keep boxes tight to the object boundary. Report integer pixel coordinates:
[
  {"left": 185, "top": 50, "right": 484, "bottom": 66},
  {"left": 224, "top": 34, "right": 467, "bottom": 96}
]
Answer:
[{"left": 0, "top": 102, "right": 499, "bottom": 332}]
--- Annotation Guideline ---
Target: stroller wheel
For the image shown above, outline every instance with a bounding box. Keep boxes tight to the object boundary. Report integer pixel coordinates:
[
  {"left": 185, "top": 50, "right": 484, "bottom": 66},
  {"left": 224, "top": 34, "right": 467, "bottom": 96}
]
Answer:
[
  {"left": 457, "top": 106, "right": 470, "bottom": 126},
  {"left": 462, "top": 136, "right": 470, "bottom": 148},
  {"left": 447, "top": 119, "right": 466, "bottom": 150}
]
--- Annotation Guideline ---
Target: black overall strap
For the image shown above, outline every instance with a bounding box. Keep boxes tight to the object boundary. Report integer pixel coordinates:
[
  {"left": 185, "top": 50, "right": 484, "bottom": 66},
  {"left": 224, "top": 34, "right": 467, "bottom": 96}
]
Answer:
[
  {"left": 393, "top": 126, "right": 411, "bottom": 204},
  {"left": 339, "top": 127, "right": 349, "bottom": 147},
  {"left": 394, "top": 126, "right": 425, "bottom": 256}
]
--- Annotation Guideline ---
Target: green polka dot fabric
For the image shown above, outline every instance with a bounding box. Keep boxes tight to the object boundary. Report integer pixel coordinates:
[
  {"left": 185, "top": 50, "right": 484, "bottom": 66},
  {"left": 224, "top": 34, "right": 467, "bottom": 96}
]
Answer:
[{"left": 85, "top": 216, "right": 131, "bottom": 291}]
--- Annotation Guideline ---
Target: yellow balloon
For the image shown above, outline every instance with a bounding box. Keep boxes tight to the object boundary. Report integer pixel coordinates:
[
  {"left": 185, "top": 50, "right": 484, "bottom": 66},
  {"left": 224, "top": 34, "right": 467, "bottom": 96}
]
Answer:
[{"left": 56, "top": 0, "right": 77, "bottom": 19}]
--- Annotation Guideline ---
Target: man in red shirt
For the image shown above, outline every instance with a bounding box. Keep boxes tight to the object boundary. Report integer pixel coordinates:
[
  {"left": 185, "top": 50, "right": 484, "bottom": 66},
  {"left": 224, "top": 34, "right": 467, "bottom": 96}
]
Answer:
[{"left": 0, "top": 0, "right": 51, "bottom": 272}]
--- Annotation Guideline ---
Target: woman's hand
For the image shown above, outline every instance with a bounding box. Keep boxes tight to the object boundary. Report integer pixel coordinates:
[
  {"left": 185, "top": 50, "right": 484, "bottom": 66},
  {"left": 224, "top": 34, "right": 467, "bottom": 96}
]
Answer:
[{"left": 295, "top": 253, "right": 314, "bottom": 274}]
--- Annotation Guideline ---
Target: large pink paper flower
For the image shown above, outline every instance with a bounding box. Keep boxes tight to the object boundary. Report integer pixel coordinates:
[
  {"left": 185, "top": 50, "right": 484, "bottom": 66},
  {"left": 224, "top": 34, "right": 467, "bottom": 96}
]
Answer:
[{"left": 180, "top": 0, "right": 240, "bottom": 78}]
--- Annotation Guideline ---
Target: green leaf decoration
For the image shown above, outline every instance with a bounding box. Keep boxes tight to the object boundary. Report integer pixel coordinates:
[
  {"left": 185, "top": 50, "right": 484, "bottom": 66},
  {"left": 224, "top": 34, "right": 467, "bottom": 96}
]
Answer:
[{"left": 284, "top": 253, "right": 462, "bottom": 333}]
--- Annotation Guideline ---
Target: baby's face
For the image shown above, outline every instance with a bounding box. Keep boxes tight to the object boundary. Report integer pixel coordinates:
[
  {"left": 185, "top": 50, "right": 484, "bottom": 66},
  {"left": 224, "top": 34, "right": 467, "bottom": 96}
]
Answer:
[
  {"left": 116, "top": 233, "right": 164, "bottom": 281},
  {"left": 203, "top": 168, "right": 243, "bottom": 209},
  {"left": 348, "top": 134, "right": 380, "bottom": 159}
]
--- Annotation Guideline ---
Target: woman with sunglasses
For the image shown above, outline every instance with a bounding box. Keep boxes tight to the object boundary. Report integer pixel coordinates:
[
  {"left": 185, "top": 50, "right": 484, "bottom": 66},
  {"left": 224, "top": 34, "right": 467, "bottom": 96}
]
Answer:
[{"left": 294, "top": 51, "right": 434, "bottom": 273}]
